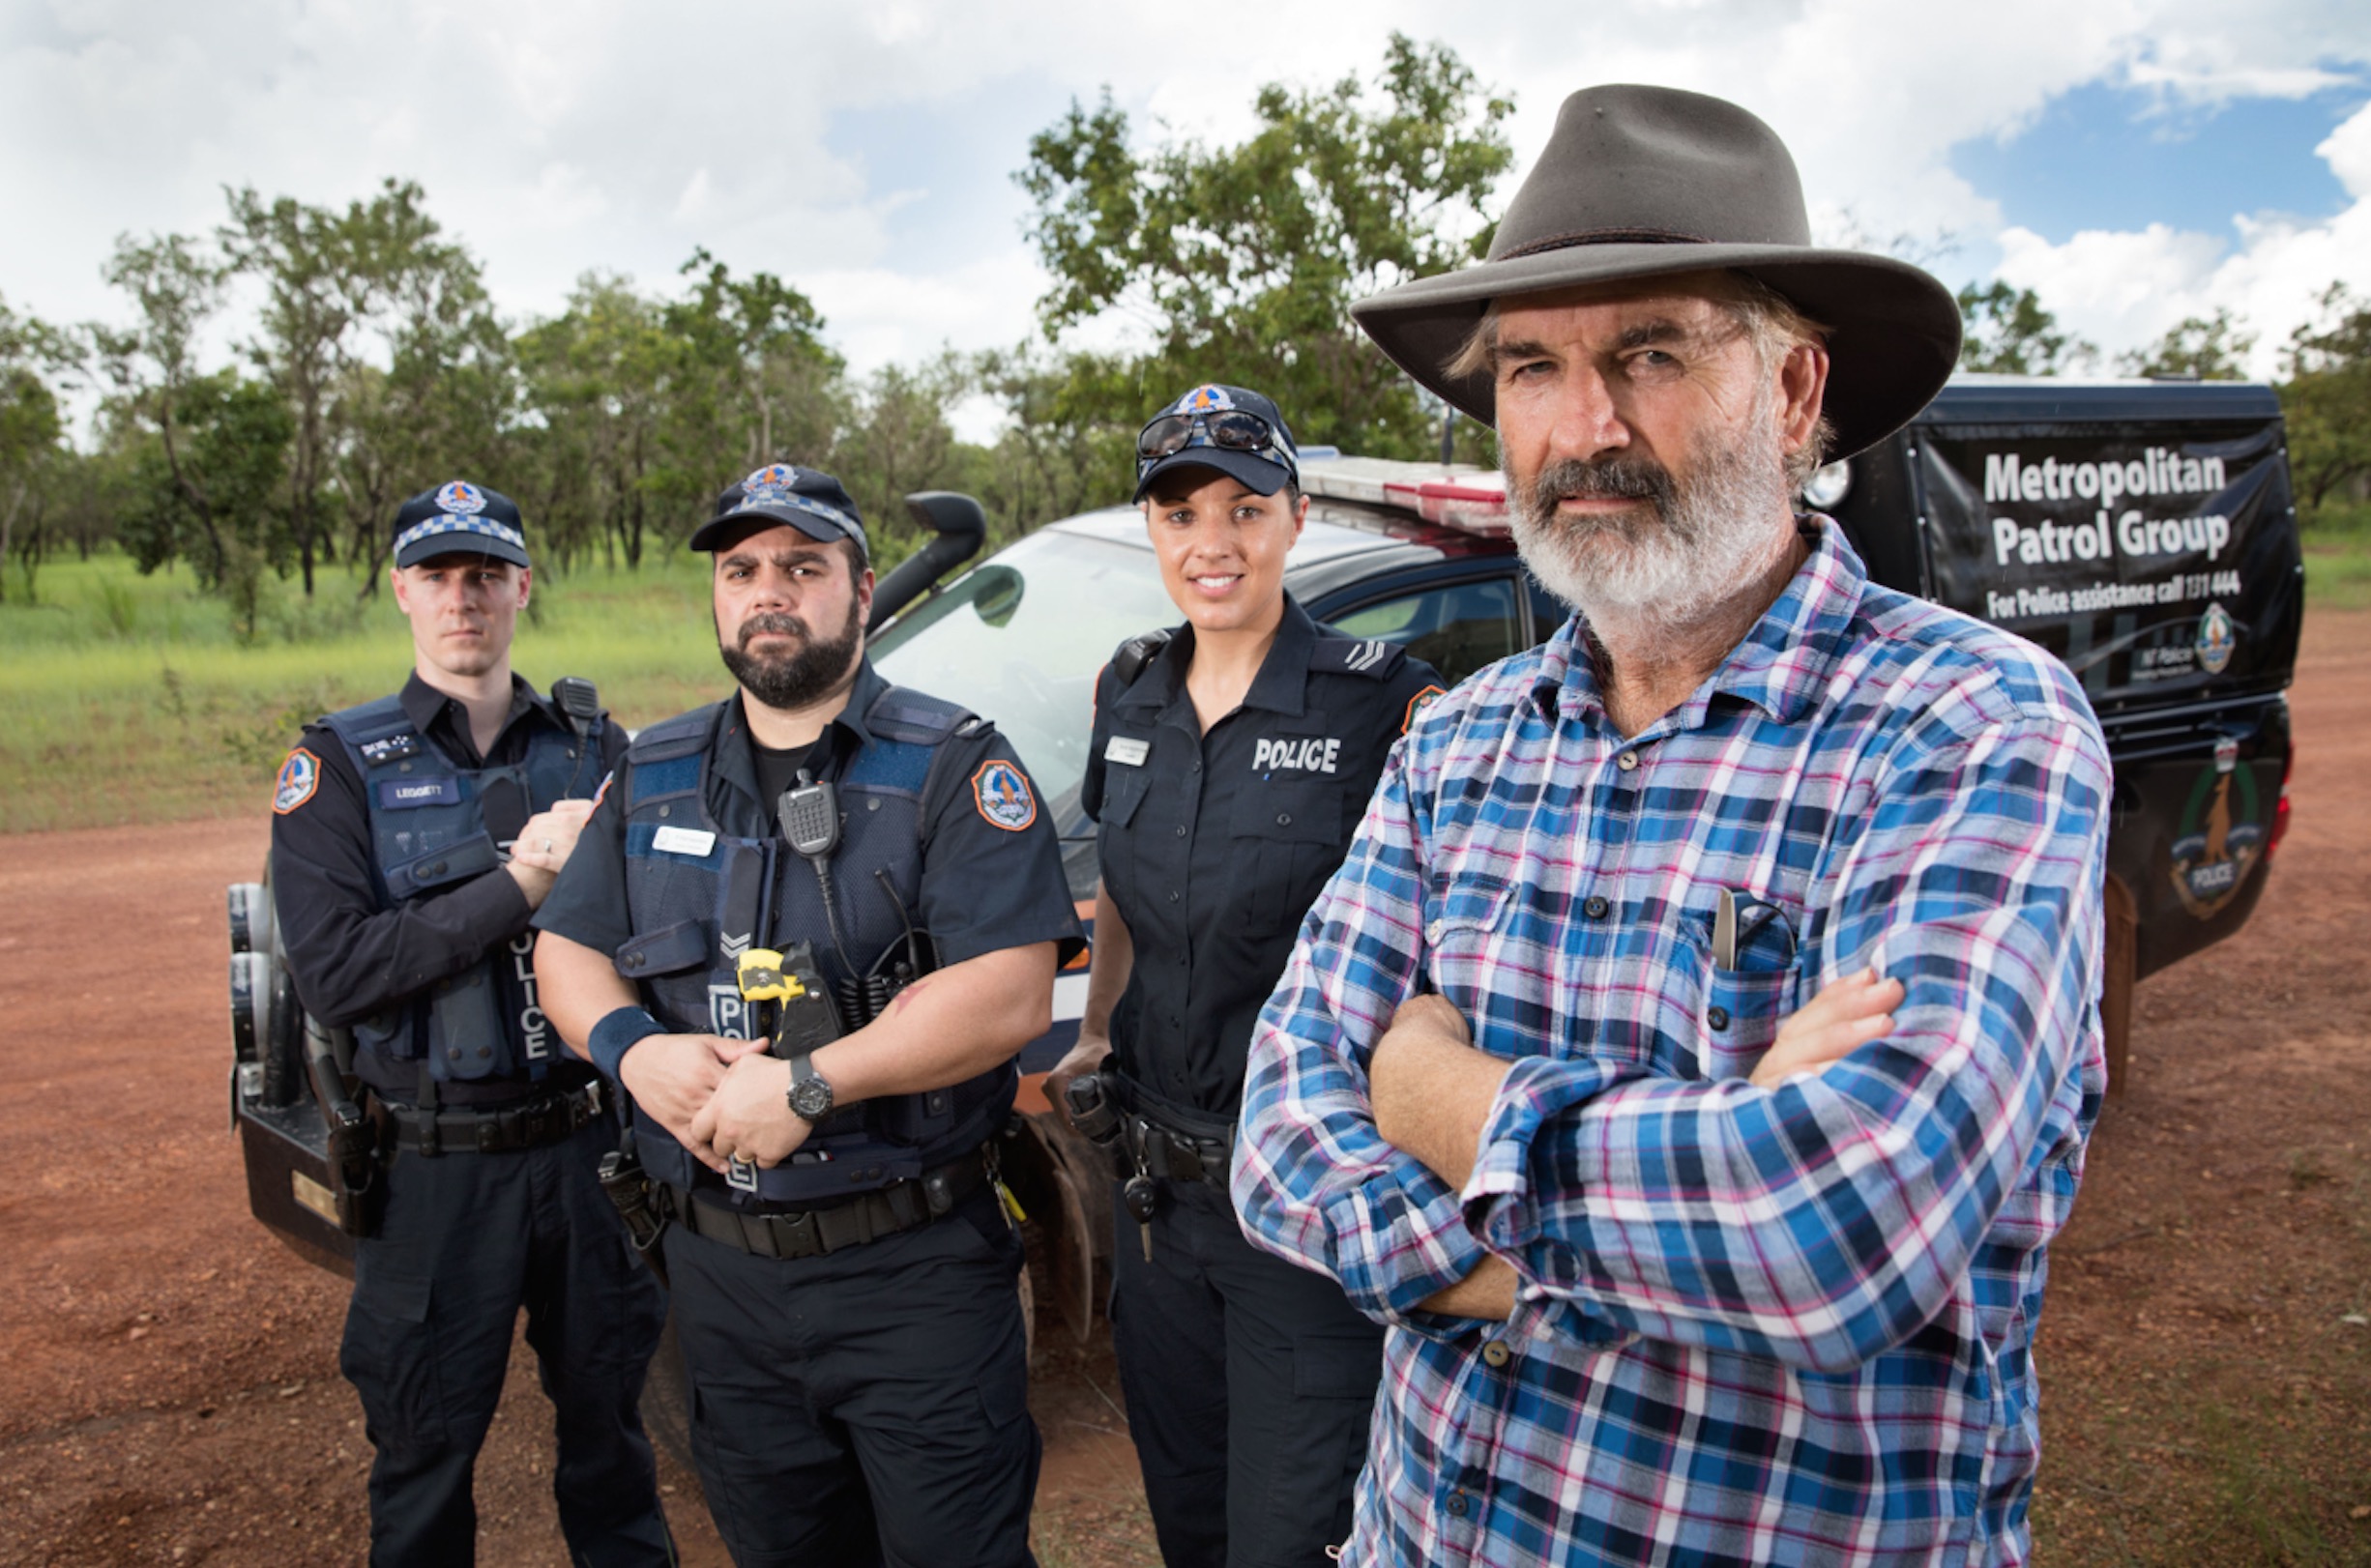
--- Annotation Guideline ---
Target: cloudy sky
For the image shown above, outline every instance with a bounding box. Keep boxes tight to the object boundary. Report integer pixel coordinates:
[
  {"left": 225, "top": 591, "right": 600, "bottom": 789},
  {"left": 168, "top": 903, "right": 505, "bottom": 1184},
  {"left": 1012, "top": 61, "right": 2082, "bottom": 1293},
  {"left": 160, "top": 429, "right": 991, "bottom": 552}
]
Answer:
[{"left": 3, "top": 0, "right": 2367, "bottom": 423}]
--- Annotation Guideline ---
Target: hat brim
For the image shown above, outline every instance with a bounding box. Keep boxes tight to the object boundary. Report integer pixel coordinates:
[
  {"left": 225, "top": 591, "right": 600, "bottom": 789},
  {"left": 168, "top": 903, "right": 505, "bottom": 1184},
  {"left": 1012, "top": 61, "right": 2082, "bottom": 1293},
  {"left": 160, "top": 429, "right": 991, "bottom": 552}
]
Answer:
[
  {"left": 688, "top": 504, "right": 869, "bottom": 557},
  {"left": 1352, "top": 243, "right": 1962, "bottom": 460},
  {"left": 1133, "top": 446, "right": 1295, "bottom": 504},
  {"left": 394, "top": 532, "right": 531, "bottom": 570}
]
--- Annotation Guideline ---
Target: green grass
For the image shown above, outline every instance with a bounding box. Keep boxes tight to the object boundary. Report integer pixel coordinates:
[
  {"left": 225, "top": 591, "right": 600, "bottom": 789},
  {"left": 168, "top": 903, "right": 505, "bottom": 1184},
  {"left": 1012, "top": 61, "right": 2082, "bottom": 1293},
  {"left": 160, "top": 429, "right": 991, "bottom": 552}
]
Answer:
[
  {"left": 0, "top": 551, "right": 736, "bottom": 833},
  {"left": 2301, "top": 501, "right": 2371, "bottom": 612}
]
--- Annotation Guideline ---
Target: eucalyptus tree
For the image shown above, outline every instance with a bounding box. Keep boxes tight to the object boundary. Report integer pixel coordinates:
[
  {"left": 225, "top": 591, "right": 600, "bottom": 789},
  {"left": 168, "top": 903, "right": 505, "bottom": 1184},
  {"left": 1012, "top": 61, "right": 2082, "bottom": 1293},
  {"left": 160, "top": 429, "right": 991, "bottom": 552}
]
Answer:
[
  {"left": 1015, "top": 33, "right": 1513, "bottom": 460},
  {"left": 92, "top": 231, "right": 295, "bottom": 624},
  {"left": 0, "top": 293, "right": 73, "bottom": 600}
]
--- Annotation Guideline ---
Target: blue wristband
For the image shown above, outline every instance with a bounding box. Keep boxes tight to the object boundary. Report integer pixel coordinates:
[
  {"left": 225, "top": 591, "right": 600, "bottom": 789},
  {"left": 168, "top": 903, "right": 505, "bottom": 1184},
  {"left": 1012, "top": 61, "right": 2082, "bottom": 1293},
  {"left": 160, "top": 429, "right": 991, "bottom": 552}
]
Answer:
[{"left": 588, "top": 1006, "right": 664, "bottom": 1082}]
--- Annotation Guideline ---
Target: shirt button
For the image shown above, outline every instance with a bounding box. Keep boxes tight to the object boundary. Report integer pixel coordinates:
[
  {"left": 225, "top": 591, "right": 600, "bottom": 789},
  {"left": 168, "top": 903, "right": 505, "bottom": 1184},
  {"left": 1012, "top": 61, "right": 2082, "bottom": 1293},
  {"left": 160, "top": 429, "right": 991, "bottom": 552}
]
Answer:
[
  {"left": 1447, "top": 1492, "right": 1470, "bottom": 1518},
  {"left": 1169, "top": 889, "right": 1181, "bottom": 903},
  {"left": 1189, "top": 759, "right": 1201, "bottom": 772},
  {"left": 1480, "top": 1340, "right": 1511, "bottom": 1368},
  {"left": 1275, "top": 813, "right": 1292, "bottom": 827},
  {"left": 1583, "top": 895, "right": 1610, "bottom": 919},
  {"left": 1175, "top": 825, "right": 1187, "bottom": 837},
  {"left": 1708, "top": 1005, "right": 1732, "bottom": 1031},
  {"left": 1425, "top": 920, "right": 1445, "bottom": 945},
  {"left": 1617, "top": 749, "right": 1639, "bottom": 771}
]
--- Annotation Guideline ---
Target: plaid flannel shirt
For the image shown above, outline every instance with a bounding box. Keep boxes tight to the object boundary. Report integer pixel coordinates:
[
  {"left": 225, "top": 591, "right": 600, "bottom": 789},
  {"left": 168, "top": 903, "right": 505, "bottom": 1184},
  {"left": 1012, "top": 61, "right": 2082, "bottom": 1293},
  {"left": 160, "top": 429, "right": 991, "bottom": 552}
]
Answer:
[{"left": 1233, "top": 522, "right": 2108, "bottom": 1566}]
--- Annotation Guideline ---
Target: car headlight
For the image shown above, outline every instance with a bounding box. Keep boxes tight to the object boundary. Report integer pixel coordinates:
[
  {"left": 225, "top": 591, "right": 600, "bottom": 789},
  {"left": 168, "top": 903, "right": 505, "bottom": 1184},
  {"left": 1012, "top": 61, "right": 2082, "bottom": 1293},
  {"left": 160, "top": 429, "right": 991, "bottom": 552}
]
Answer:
[{"left": 1801, "top": 460, "right": 1852, "bottom": 510}]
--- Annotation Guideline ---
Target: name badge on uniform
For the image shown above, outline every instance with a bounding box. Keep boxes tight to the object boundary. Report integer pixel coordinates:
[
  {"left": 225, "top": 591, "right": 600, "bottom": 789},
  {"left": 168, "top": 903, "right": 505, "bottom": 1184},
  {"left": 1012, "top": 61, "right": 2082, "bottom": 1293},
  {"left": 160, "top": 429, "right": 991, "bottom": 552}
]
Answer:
[
  {"left": 378, "top": 776, "right": 460, "bottom": 809},
  {"left": 1104, "top": 737, "right": 1150, "bottom": 768},
  {"left": 652, "top": 825, "right": 717, "bottom": 857}
]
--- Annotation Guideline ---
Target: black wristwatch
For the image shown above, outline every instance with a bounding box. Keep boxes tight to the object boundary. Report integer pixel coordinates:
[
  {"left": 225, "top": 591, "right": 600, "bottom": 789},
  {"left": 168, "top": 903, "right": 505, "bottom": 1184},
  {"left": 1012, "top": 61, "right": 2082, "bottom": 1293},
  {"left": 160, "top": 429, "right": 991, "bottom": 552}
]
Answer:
[{"left": 785, "top": 1054, "right": 835, "bottom": 1122}]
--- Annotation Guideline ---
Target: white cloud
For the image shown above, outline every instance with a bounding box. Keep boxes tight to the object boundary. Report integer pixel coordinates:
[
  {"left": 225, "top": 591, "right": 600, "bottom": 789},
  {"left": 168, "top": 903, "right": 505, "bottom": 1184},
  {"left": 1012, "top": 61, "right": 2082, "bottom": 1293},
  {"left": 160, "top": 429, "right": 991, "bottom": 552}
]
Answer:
[
  {"left": 1, "top": 0, "right": 2367, "bottom": 399},
  {"left": 1994, "top": 98, "right": 2371, "bottom": 374}
]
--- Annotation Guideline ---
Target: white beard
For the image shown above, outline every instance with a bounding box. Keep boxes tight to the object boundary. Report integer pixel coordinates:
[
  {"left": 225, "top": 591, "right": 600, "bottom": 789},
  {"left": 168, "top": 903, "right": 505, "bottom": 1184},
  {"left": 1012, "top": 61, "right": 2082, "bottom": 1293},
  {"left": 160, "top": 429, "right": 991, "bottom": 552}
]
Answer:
[{"left": 1510, "top": 391, "right": 1797, "bottom": 634}]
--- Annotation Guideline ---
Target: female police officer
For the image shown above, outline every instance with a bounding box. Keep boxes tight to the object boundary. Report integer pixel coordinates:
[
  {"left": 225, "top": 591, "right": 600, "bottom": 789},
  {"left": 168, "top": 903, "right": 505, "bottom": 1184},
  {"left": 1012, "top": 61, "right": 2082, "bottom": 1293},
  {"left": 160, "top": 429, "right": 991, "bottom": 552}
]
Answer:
[{"left": 1045, "top": 385, "right": 1442, "bottom": 1567}]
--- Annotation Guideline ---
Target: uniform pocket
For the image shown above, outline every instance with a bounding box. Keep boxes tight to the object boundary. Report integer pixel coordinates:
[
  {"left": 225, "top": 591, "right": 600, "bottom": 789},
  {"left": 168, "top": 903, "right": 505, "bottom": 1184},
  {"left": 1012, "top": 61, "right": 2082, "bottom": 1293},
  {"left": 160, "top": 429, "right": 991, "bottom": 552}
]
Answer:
[
  {"left": 1096, "top": 765, "right": 1149, "bottom": 829},
  {"left": 338, "top": 1266, "right": 446, "bottom": 1444},
  {"left": 1229, "top": 782, "right": 1348, "bottom": 935}
]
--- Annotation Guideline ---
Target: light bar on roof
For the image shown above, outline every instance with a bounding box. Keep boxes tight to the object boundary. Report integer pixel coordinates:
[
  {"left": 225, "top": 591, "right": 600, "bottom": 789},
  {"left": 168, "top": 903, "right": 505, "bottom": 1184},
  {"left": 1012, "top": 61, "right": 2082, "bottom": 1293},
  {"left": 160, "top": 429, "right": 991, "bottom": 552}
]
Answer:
[{"left": 1301, "top": 454, "right": 1510, "bottom": 536}]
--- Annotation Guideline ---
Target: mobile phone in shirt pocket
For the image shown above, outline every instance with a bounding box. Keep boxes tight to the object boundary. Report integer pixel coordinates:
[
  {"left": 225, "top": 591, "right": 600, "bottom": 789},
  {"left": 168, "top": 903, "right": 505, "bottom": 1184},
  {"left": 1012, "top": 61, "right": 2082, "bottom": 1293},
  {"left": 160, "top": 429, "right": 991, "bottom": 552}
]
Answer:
[{"left": 1677, "top": 915, "right": 1803, "bottom": 1082}]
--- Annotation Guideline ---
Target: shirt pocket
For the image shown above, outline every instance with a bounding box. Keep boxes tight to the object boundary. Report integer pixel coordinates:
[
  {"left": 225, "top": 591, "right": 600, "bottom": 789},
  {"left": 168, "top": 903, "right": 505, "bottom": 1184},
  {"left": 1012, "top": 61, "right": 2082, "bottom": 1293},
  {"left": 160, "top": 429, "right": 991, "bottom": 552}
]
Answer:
[
  {"left": 1422, "top": 871, "right": 1514, "bottom": 1006},
  {"left": 1228, "top": 781, "right": 1347, "bottom": 937},
  {"left": 1665, "top": 915, "right": 1803, "bottom": 1083},
  {"left": 1093, "top": 767, "right": 1150, "bottom": 912}
]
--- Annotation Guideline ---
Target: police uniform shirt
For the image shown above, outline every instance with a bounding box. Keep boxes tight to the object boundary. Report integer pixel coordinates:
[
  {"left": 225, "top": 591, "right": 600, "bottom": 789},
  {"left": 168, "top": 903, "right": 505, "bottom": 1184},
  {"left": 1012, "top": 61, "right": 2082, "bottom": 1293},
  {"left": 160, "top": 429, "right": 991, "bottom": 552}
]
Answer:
[
  {"left": 271, "top": 672, "right": 625, "bottom": 1103},
  {"left": 536, "top": 658, "right": 1086, "bottom": 1017},
  {"left": 1082, "top": 595, "right": 1442, "bottom": 1118}
]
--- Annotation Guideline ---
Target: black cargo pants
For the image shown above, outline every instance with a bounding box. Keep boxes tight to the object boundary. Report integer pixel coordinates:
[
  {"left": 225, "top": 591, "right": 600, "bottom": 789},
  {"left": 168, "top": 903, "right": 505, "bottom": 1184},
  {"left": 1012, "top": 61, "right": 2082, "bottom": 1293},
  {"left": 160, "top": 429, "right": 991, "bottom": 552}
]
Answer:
[
  {"left": 1108, "top": 1175, "right": 1385, "bottom": 1568},
  {"left": 340, "top": 1112, "right": 673, "bottom": 1568},
  {"left": 660, "top": 1187, "right": 1039, "bottom": 1568}
]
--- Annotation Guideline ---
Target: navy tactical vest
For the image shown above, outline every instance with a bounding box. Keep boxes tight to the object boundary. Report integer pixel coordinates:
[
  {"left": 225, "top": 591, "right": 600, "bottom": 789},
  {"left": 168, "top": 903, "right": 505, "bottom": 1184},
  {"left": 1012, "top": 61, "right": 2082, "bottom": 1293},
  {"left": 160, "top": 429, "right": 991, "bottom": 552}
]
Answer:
[
  {"left": 320, "top": 693, "right": 600, "bottom": 1089},
  {"left": 614, "top": 685, "right": 1014, "bottom": 1204}
]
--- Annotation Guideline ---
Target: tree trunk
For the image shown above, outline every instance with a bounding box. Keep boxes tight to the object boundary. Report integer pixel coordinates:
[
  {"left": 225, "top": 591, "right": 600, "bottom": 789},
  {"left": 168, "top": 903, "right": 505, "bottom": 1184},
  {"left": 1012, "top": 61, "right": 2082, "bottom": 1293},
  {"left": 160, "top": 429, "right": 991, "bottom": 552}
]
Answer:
[{"left": 0, "top": 477, "right": 24, "bottom": 603}]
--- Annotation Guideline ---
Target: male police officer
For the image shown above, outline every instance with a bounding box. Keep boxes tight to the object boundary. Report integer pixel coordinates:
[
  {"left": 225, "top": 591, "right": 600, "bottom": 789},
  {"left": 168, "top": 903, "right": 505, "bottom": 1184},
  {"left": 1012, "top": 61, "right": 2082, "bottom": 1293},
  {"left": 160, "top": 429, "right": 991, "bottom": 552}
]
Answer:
[
  {"left": 270, "top": 481, "right": 672, "bottom": 1566},
  {"left": 535, "top": 463, "right": 1082, "bottom": 1568}
]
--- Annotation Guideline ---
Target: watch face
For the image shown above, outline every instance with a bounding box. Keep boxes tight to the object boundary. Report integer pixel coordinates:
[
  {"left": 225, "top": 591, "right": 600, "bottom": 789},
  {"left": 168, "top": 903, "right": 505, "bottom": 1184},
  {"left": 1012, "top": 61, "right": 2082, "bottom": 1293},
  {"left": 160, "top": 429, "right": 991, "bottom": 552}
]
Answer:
[{"left": 789, "top": 1073, "right": 834, "bottom": 1121}]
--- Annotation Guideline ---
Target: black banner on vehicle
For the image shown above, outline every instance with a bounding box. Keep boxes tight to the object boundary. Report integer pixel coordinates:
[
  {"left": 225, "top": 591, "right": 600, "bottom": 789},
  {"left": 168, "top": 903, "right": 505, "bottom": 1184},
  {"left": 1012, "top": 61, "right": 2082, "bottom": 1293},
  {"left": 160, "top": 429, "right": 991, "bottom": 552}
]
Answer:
[{"left": 1916, "top": 420, "right": 2290, "bottom": 706}]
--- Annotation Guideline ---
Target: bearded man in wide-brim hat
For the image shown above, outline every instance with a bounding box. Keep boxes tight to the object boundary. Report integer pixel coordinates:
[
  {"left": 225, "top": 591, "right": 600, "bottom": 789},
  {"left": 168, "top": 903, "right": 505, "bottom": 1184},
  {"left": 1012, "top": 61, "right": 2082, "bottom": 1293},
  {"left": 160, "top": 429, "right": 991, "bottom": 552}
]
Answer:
[{"left": 1234, "top": 84, "right": 2109, "bottom": 1566}]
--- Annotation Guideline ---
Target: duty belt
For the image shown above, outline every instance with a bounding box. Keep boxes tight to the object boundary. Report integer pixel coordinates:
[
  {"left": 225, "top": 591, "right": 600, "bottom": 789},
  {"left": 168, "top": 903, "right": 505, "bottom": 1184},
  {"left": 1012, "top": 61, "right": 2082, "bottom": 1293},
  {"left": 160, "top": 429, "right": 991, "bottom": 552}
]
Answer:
[
  {"left": 1121, "top": 1096, "right": 1235, "bottom": 1189},
  {"left": 384, "top": 1081, "right": 605, "bottom": 1156},
  {"left": 662, "top": 1148, "right": 989, "bottom": 1261}
]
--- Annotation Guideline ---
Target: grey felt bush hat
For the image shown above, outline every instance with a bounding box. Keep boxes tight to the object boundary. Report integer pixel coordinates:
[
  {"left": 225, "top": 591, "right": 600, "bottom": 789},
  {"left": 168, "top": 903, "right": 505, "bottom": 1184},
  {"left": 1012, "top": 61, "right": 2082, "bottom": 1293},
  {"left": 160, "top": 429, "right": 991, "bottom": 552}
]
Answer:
[{"left": 1351, "top": 84, "right": 1962, "bottom": 460}]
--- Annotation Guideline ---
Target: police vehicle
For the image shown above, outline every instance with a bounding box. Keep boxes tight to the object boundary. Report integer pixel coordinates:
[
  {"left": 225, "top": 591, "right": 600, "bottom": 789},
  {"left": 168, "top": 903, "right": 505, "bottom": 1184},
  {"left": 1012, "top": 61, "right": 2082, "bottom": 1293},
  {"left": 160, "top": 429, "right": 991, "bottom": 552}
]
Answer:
[{"left": 228, "top": 373, "right": 2302, "bottom": 1425}]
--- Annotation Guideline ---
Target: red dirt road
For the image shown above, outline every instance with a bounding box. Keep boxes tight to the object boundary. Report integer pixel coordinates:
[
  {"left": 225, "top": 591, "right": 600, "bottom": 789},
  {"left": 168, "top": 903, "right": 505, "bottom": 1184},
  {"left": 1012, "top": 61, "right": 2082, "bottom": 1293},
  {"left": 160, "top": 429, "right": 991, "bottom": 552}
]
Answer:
[{"left": 2, "top": 612, "right": 2366, "bottom": 1565}]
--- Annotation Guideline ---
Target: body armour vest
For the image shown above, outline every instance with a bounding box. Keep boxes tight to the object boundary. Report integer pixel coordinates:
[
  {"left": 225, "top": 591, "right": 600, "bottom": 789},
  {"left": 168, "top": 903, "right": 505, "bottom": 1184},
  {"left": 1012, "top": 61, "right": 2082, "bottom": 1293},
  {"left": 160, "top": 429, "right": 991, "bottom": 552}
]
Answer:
[
  {"left": 614, "top": 685, "right": 1015, "bottom": 1205},
  {"left": 320, "top": 694, "right": 600, "bottom": 1089}
]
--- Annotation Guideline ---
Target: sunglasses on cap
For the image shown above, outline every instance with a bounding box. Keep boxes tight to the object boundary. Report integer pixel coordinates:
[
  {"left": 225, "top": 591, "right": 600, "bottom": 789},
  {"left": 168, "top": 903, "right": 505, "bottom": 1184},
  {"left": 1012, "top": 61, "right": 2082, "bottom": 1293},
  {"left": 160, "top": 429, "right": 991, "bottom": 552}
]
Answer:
[{"left": 1135, "top": 409, "right": 1292, "bottom": 473}]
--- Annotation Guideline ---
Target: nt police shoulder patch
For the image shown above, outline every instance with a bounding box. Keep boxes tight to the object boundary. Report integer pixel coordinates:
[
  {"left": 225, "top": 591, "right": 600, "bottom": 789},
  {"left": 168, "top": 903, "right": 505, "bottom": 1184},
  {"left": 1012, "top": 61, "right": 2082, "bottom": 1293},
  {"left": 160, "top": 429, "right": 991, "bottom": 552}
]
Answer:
[
  {"left": 274, "top": 747, "right": 321, "bottom": 814},
  {"left": 971, "top": 758, "right": 1038, "bottom": 831},
  {"left": 1403, "top": 684, "right": 1447, "bottom": 734}
]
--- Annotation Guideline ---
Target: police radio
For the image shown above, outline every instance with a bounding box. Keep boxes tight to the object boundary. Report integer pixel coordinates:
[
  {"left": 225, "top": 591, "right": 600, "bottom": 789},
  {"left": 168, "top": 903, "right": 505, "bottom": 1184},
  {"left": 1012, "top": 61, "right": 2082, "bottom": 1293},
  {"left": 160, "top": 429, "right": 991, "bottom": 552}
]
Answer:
[{"left": 777, "top": 770, "right": 840, "bottom": 859}]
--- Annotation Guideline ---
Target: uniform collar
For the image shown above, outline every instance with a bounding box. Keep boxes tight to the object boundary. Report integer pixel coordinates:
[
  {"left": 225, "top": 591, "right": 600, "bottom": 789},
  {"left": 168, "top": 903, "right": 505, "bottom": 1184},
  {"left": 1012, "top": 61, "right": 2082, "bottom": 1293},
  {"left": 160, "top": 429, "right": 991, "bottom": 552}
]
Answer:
[
  {"left": 399, "top": 671, "right": 548, "bottom": 762},
  {"left": 1532, "top": 517, "right": 1868, "bottom": 733},
  {"left": 1115, "top": 594, "right": 1321, "bottom": 721},
  {"left": 713, "top": 656, "right": 888, "bottom": 805}
]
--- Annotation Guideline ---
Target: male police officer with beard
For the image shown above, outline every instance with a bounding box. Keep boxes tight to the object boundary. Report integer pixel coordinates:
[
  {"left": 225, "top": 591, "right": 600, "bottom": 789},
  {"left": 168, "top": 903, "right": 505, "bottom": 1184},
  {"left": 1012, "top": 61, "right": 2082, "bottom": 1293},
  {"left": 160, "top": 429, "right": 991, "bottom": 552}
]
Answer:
[
  {"left": 535, "top": 463, "right": 1082, "bottom": 1568},
  {"left": 269, "top": 481, "right": 671, "bottom": 1566}
]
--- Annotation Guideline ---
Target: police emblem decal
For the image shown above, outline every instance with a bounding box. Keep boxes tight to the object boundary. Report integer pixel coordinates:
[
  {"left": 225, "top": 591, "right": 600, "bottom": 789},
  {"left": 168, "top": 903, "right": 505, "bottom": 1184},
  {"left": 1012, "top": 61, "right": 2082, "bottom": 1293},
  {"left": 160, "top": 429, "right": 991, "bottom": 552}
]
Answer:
[
  {"left": 1178, "top": 385, "right": 1235, "bottom": 415},
  {"left": 273, "top": 747, "right": 321, "bottom": 814},
  {"left": 2195, "top": 601, "right": 2237, "bottom": 676},
  {"left": 434, "top": 479, "right": 487, "bottom": 515},
  {"left": 971, "top": 759, "right": 1038, "bottom": 831},
  {"left": 1403, "top": 684, "right": 1446, "bottom": 734},
  {"left": 2168, "top": 753, "right": 2265, "bottom": 919},
  {"left": 742, "top": 463, "right": 800, "bottom": 507}
]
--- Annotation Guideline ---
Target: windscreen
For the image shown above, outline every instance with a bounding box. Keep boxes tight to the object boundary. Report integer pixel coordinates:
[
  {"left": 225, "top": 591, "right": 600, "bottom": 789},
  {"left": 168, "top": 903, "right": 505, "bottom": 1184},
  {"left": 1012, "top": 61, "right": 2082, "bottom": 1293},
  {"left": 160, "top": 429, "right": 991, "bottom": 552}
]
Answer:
[{"left": 868, "top": 530, "right": 1178, "bottom": 822}]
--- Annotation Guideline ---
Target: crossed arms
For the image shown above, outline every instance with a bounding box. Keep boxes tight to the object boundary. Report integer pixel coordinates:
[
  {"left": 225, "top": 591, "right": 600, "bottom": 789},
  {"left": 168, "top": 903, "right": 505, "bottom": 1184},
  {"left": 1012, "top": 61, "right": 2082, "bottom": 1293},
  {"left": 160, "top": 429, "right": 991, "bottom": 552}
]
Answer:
[
  {"left": 1232, "top": 701, "right": 2109, "bottom": 1371},
  {"left": 535, "top": 933, "right": 1056, "bottom": 1170}
]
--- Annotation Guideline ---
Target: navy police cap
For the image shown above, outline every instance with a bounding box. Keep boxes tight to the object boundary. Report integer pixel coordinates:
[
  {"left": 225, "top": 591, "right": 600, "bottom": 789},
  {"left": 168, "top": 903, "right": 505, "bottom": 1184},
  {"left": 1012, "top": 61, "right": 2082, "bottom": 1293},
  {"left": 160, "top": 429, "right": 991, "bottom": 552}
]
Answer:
[
  {"left": 1133, "top": 383, "right": 1301, "bottom": 503},
  {"left": 390, "top": 480, "right": 530, "bottom": 569},
  {"left": 690, "top": 463, "right": 870, "bottom": 559}
]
